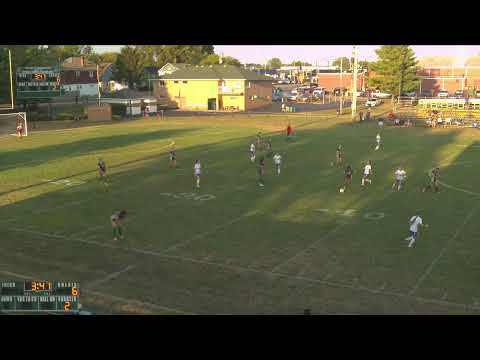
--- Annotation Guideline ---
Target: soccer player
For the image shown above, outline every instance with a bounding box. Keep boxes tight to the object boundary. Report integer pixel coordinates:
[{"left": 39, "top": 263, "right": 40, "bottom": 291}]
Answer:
[
  {"left": 423, "top": 167, "right": 440, "bottom": 193},
  {"left": 16, "top": 120, "right": 24, "bottom": 137},
  {"left": 335, "top": 145, "right": 343, "bottom": 166},
  {"left": 98, "top": 158, "right": 107, "bottom": 180},
  {"left": 258, "top": 157, "right": 265, "bottom": 187},
  {"left": 169, "top": 149, "right": 177, "bottom": 168},
  {"left": 361, "top": 161, "right": 372, "bottom": 186},
  {"left": 110, "top": 210, "right": 127, "bottom": 241},
  {"left": 194, "top": 160, "right": 201, "bottom": 188},
  {"left": 286, "top": 123, "right": 293, "bottom": 140},
  {"left": 375, "top": 133, "right": 381, "bottom": 151},
  {"left": 250, "top": 142, "right": 256, "bottom": 162},
  {"left": 404, "top": 214, "right": 427, "bottom": 248},
  {"left": 273, "top": 153, "right": 282, "bottom": 175},
  {"left": 342, "top": 165, "right": 353, "bottom": 191},
  {"left": 392, "top": 167, "right": 407, "bottom": 191},
  {"left": 266, "top": 138, "right": 273, "bottom": 157}
]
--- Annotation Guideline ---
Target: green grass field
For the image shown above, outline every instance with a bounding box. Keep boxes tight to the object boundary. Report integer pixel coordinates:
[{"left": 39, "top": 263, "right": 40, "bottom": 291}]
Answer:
[{"left": 1, "top": 109, "right": 480, "bottom": 314}]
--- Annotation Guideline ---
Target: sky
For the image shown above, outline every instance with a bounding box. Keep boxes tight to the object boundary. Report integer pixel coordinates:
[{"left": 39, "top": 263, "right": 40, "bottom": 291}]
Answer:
[{"left": 93, "top": 45, "right": 480, "bottom": 64}]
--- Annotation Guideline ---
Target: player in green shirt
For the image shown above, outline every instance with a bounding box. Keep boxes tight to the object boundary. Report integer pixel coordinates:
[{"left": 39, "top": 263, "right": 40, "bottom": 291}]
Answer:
[{"left": 110, "top": 210, "right": 127, "bottom": 241}]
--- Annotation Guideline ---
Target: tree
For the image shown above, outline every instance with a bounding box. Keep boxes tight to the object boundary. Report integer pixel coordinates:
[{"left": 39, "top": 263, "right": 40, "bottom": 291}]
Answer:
[
  {"left": 114, "top": 46, "right": 148, "bottom": 89},
  {"left": 222, "top": 56, "right": 241, "bottom": 66},
  {"left": 200, "top": 54, "right": 220, "bottom": 65},
  {"left": 199, "top": 54, "right": 241, "bottom": 66},
  {"left": 290, "top": 60, "right": 311, "bottom": 67},
  {"left": 266, "top": 58, "right": 282, "bottom": 69},
  {"left": 100, "top": 52, "right": 119, "bottom": 64},
  {"left": 144, "top": 45, "right": 215, "bottom": 66},
  {"left": 332, "top": 57, "right": 351, "bottom": 70},
  {"left": 369, "top": 45, "right": 420, "bottom": 96}
]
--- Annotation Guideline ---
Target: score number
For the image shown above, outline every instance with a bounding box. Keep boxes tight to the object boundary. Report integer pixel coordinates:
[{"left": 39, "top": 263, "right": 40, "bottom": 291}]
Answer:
[
  {"left": 32, "top": 73, "right": 47, "bottom": 81},
  {"left": 64, "top": 287, "right": 79, "bottom": 312}
]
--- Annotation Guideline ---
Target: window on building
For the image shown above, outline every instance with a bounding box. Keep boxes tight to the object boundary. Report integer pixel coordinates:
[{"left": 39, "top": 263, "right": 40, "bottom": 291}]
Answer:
[
  {"left": 89, "top": 71, "right": 94, "bottom": 78},
  {"left": 75, "top": 71, "right": 80, "bottom": 77},
  {"left": 182, "top": 81, "right": 188, "bottom": 84},
  {"left": 174, "top": 80, "right": 179, "bottom": 83},
  {"left": 247, "top": 82, "right": 251, "bottom": 88}
]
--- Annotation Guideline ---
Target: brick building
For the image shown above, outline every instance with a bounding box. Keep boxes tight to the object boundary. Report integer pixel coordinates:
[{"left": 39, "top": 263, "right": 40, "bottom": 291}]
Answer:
[{"left": 418, "top": 66, "right": 480, "bottom": 96}]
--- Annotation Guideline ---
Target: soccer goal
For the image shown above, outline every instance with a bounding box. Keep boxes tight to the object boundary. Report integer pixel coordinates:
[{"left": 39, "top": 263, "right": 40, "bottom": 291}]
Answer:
[{"left": 0, "top": 112, "right": 28, "bottom": 137}]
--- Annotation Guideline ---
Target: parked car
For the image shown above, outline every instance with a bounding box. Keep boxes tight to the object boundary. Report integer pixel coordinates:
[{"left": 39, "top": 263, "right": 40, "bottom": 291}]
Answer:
[
  {"left": 366, "top": 98, "right": 383, "bottom": 107},
  {"left": 419, "top": 91, "right": 431, "bottom": 98},
  {"left": 272, "top": 93, "right": 283, "bottom": 102},
  {"left": 277, "top": 79, "right": 291, "bottom": 84},
  {"left": 297, "top": 94, "right": 310, "bottom": 103},
  {"left": 437, "top": 90, "right": 449, "bottom": 98},
  {"left": 286, "top": 93, "right": 298, "bottom": 101},
  {"left": 371, "top": 91, "right": 392, "bottom": 99},
  {"left": 312, "top": 89, "right": 325, "bottom": 98},
  {"left": 454, "top": 90, "right": 464, "bottom": 98}
]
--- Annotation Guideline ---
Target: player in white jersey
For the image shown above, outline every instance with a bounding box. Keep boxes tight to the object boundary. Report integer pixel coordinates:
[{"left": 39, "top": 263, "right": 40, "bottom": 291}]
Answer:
[
  {"left": 273, "top": 153, "right": 282, "bottom": 175},
  {"left": 194, "top": 160, "right": 201, "bottom": 188},
  {"left": 375, "top": 133, "right": 381, "bottom": 150},
  {"left": 405, "top": 215, "right": 428, "bottom": 247},
  {"left": 250, "top": 143, "right": 256, "bottom": 162},
  {"left": 392, "top": 167, "right": 407, "bottom": 191},
  {"left": 361, "top": 161, "right": 372, "bottom": 186}
]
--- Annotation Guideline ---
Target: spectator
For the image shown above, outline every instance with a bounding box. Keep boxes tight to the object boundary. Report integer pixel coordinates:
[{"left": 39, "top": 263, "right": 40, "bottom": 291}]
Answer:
[{"left": 359, "top": 111, "right": 364, "bottom": 122}]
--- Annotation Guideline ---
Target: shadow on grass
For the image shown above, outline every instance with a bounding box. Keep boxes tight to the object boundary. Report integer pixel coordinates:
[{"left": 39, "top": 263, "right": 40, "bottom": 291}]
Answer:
[{"left": 1, "top": 117, "right": 478, "bottom": 314}]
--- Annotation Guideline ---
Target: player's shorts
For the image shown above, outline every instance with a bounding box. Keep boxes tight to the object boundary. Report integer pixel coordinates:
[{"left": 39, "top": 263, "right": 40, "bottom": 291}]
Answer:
[
  {"left": 170, "top": 156, "right": 176, "bottom": 161},
  {"left": 410, "top": 230, "right": 417, "bottom": 239},
  {"left": 363, "top": 173, "right": 371, "bottom": 178},
  {"left": 345, "top": 175, "right": 352, "bottom": 180},
  {"left": 195, "top": 171, "right": 201, "bottom": 177}
]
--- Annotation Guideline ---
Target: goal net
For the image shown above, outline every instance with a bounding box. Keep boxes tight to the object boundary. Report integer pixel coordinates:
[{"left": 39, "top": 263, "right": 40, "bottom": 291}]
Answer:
[{"left": 0, "top": 112, "right": 28, "bottom": 137}]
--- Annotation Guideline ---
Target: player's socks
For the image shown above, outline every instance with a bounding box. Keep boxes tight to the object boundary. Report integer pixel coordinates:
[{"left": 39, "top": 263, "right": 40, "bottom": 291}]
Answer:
[
  {"left": 408, "top": 238, "right": 415, "bottom": 247},
  {"left": 405, "top": 236, "right": 412, "bottom": 241}
]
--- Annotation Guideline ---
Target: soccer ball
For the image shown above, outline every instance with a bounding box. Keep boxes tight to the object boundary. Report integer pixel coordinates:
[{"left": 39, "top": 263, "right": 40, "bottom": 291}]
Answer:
[{"left": 339, "top": 187, "right": 345, "bottom": 193}]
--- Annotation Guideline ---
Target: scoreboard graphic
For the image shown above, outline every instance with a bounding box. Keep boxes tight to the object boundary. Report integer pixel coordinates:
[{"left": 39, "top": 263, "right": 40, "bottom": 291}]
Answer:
[
  {"left": 16, "top": 66, "right": 62, "bottom": 100},
  {"left": 1, "top": 281, "right": 81, "bottom": 313}
]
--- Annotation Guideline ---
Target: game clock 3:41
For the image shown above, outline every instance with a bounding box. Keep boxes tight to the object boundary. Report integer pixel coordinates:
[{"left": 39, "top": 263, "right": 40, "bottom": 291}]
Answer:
[{"left": 25, "top": 281, "right": 53, "bottom": 292}]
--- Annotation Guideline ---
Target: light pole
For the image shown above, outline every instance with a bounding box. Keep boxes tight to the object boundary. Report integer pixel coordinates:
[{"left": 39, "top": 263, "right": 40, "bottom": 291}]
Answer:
[
  {"left": 351, "top": 46, "right": 358, "bottom": 121},
  {"left": 339, "top": 57, "right": 343, "bottom": 114}
]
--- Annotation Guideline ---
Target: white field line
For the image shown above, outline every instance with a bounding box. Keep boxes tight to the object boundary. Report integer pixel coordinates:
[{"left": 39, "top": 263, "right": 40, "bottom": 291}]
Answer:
[
  {"left": 6, "top": 226, "right": 480, "bottom": 313},
  {"left": 161, "top": 210, "right": 258, "bottom": 253},
  {"left": 269, "top": 189, "right": 396, "bottom": 274},
  {"left": 438, "top": 181, "right": 480, "bottom": 197},
  {"left": 409, "top": 206, "right": 478, "bottom": 296},
  {"left": 269, "top": 223, "right": 347, "bottom": 273},
  {"left": 0, "top": 269, "right": 195, "bottom": 315},
  {"left": 86, "top": 265, "right": 136, "bottom": 289}
]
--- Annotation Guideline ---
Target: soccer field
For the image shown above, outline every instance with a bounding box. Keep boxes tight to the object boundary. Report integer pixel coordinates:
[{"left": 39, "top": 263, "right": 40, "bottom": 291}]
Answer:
[{"left": 1, "top": 111, "right": 480, "bottom": 314}]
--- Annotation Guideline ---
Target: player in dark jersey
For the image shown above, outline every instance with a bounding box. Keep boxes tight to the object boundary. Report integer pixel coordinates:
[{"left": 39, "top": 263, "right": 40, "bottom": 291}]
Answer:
[
  {"left": 98, "top": 158, "right": 106, "bottom": 175},
  {"left": 423, "top": 167, "right": 440, "bottom": 192},
  {"left": 341, "top": 165, "right": 353, "bottom": 191},
  {"left": 169, "top": 149, "right": 177, "bottom": 168},
  {"left": 258, "top": 157, "right": 265, "bottom": 188},
  {"left": 335, "top": 145, "right": 343, "bottom": 166}
]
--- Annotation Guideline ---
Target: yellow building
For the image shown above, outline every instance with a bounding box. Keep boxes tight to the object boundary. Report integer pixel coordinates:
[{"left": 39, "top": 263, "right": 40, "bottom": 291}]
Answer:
[{"left": 153, "top": 64, "right": 273, "bottom": 111}]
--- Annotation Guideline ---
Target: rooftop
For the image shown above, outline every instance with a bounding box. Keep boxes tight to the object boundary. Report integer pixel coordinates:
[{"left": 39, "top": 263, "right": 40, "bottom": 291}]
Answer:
[{"left": 161, "top": 64, "right": 272, "bottom": 81}]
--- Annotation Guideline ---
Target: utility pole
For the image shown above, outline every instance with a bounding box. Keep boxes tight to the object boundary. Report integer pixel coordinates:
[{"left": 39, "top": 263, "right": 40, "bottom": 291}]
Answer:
[
  {"left": 8, "top": 49, "right": 14, "bottom": 109},
  {"left": 351, "top": 46, "right": 358, "bottom": 121},
  {"left": 339, "top": 57, "right": 343, "bottom": 114}
]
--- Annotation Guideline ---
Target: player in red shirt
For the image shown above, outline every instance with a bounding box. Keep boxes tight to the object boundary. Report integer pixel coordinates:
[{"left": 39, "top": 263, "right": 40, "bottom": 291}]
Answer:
[{"left": 286, "top": 123, "right": 292, "bottom": 140}]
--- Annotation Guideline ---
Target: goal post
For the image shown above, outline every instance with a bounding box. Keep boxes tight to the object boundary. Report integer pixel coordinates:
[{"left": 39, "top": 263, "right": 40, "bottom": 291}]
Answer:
[{"left": 0, "top": 112, "right": 28, "bottom": 136}]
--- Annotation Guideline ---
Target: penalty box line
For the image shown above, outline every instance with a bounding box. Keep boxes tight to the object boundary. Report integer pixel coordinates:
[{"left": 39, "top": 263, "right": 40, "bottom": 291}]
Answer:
[{"left": 6, "top": 226, "right": 480, "bottom": 314}]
